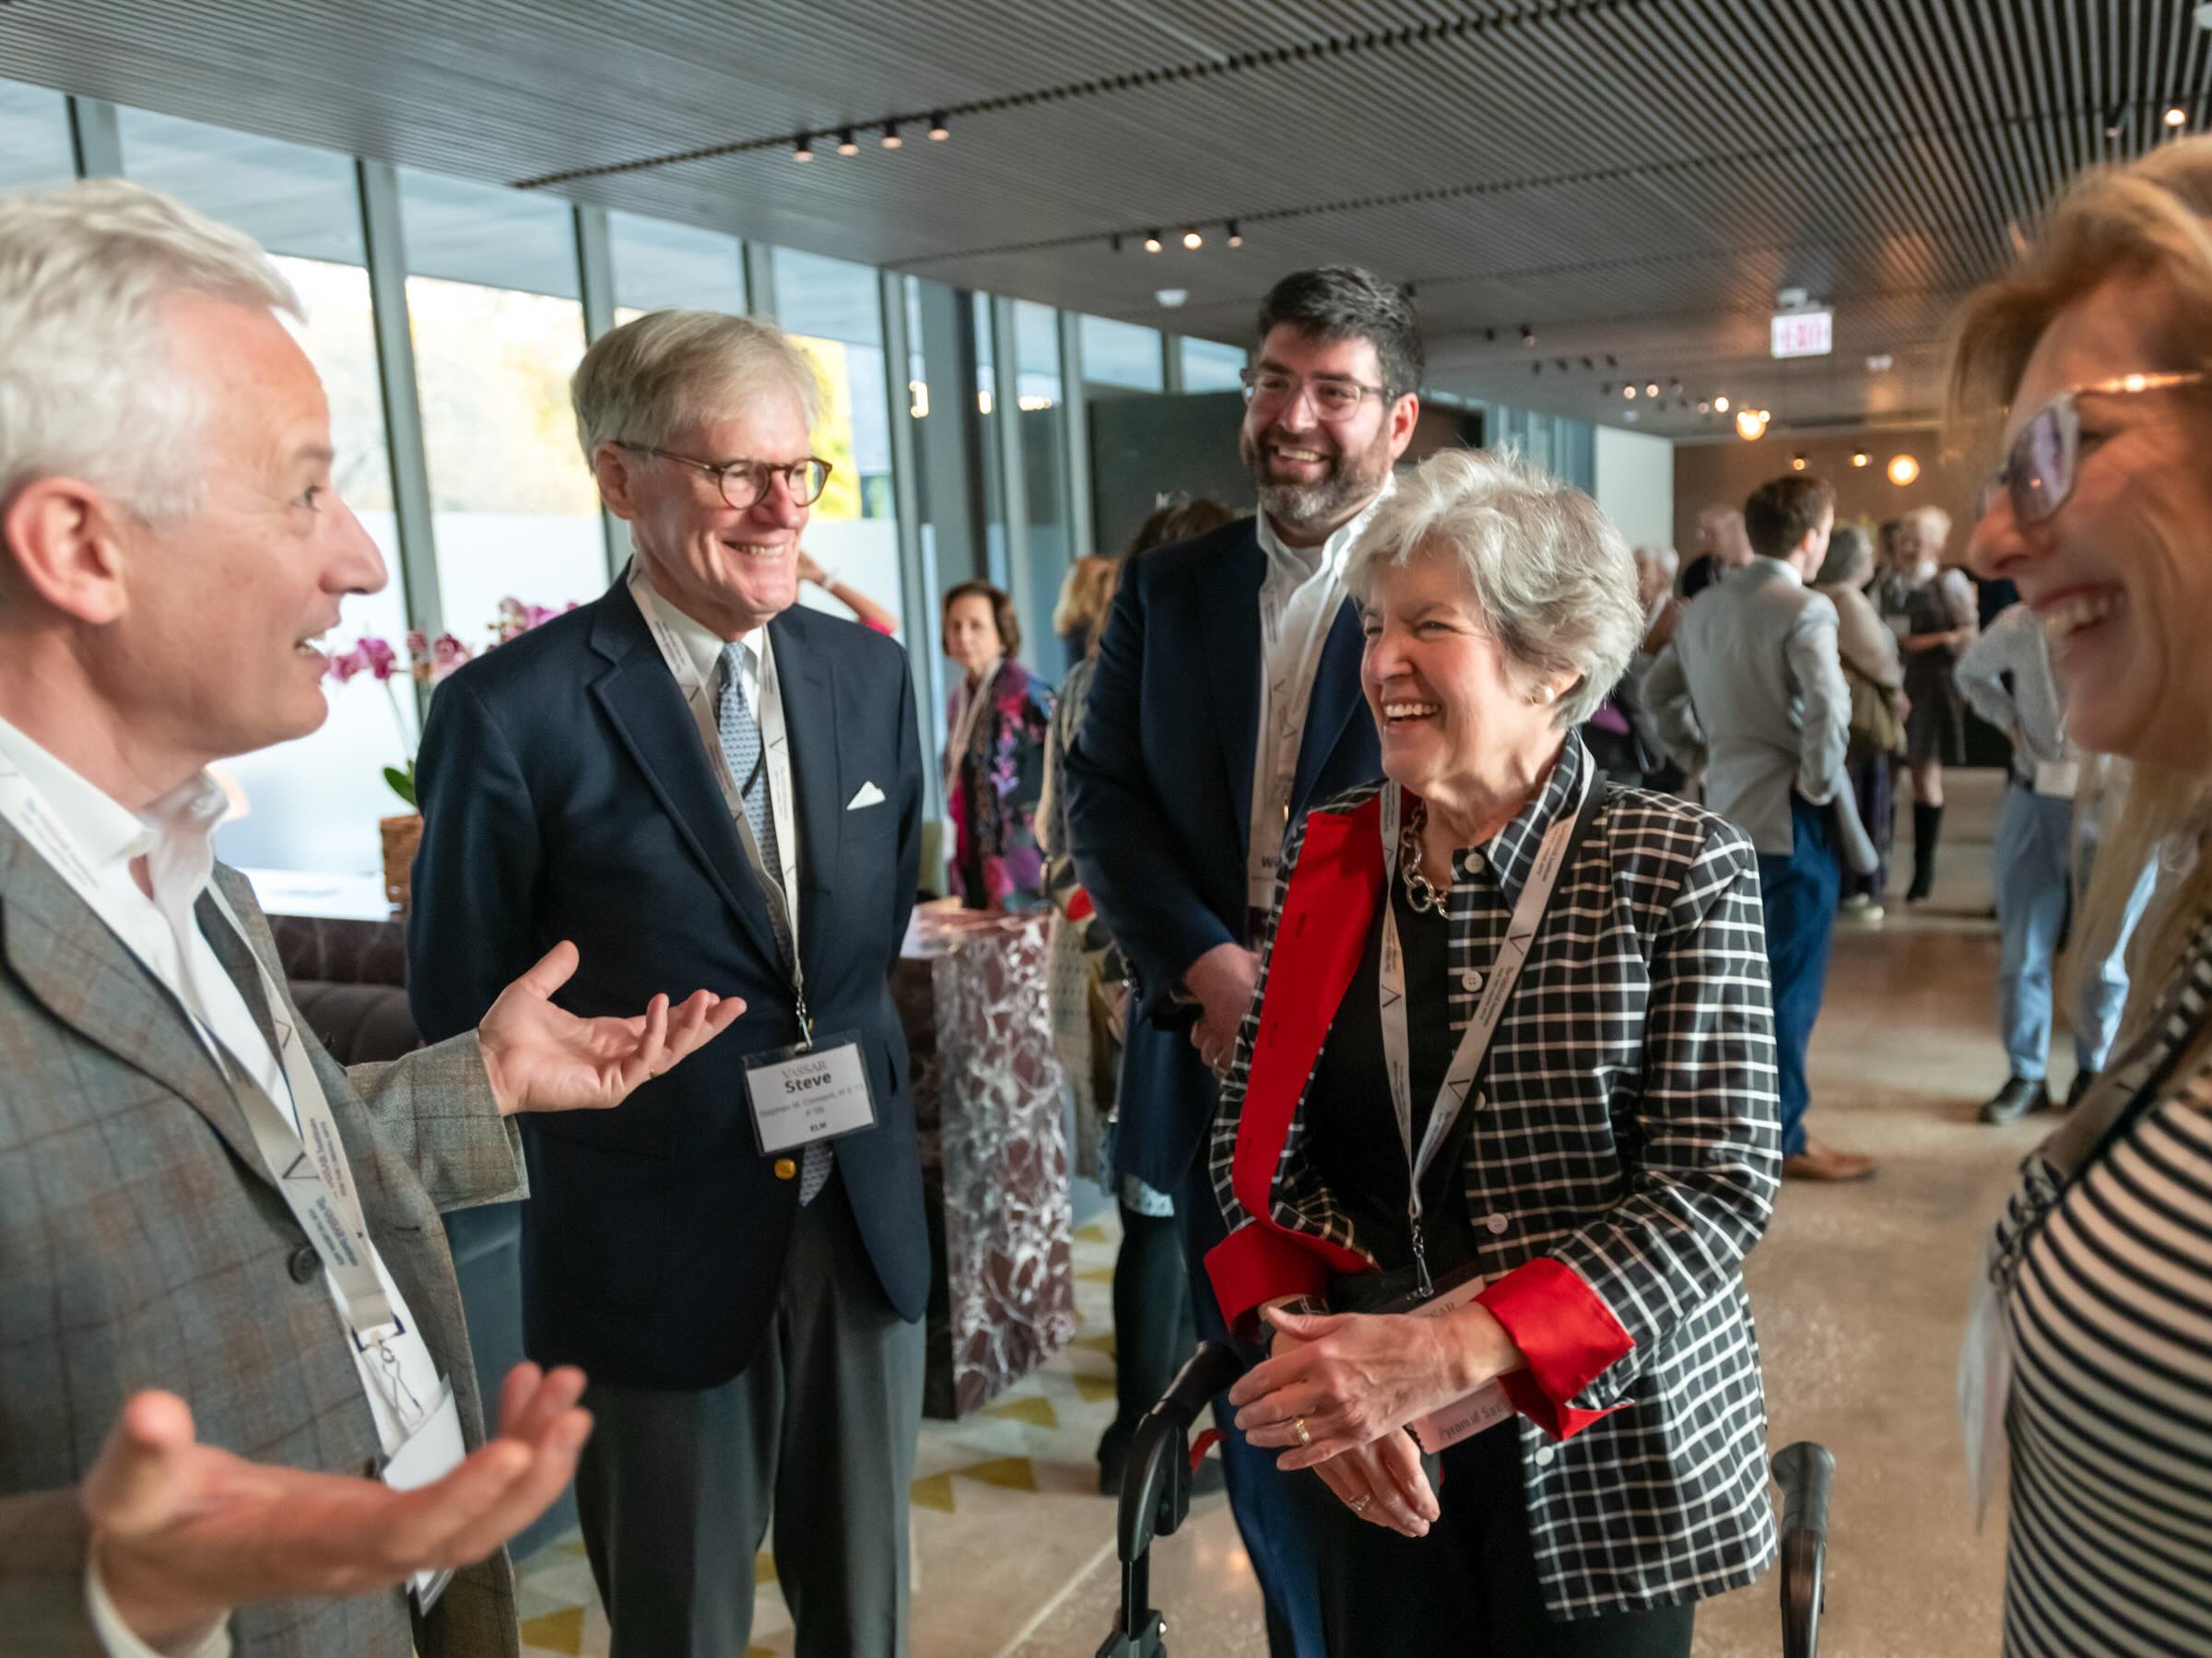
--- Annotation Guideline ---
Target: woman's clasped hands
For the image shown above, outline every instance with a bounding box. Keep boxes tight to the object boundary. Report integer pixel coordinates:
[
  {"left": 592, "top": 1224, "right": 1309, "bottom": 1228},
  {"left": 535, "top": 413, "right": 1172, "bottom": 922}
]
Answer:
[{"left": 1228, "top": 1301, "right": 1524, "bottom": 1538}]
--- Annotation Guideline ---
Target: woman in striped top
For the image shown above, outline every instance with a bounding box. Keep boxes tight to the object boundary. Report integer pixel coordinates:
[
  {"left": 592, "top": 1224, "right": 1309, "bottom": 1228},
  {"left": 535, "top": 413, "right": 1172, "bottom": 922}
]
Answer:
[{"left": 1950, "top": 137, "right": 2212, "bottom": 1655}]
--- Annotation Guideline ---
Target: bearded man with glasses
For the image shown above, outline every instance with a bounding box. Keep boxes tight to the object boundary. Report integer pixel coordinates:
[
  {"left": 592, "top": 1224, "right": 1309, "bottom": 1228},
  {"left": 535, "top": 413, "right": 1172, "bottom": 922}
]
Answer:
[
  {"left": 1066, "top": 265, "right": 1422, "bottom": 1656},
  {"left": 408, "top": 310, "right": 929, "bottom": 1656}
]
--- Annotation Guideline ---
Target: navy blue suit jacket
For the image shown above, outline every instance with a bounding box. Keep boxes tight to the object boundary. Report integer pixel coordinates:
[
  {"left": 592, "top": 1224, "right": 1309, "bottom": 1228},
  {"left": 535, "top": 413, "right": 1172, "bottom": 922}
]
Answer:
[
  {"left": 1064, "top": 517, "right": 1380, "bottom": 1194},
  {"left": 407, "top": 581, "right": 927, "bottom": 1390}
]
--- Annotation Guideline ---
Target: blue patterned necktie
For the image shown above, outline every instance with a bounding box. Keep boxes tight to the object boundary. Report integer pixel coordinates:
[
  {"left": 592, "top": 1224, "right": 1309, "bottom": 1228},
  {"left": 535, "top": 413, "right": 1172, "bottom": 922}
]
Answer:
[{"left": 718, "top": 641, "right": 830, "bottom": 1206}]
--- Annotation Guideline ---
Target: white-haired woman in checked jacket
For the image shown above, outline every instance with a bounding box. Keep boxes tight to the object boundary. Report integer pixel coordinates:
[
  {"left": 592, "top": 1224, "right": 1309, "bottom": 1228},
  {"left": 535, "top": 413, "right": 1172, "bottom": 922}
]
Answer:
[{"left": 1207, "top": 448, "right": 1783, "bottom": 1656}]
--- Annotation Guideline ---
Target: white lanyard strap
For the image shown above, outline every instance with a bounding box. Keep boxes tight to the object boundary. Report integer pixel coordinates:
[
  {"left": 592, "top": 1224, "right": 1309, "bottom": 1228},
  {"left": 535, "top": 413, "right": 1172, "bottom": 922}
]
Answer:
[
  {"left": 1376, "top": 762, "right": 1597, "bottom": 1296},
  {"left": 0, "top": 760, "right": 426, "bottom": 1424},
  {"left": 1247, "top": 573, "right": 1344, "bottom": 912},
  {"left": 628, "top": 563, "right": 810, "bottom": 1032}
]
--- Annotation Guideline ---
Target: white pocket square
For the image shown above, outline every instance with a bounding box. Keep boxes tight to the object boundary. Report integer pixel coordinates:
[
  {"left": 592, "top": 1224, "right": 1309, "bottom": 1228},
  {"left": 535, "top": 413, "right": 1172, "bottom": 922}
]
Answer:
[{"left": 846, "top": 782, "right": 887, "bottom": 810}]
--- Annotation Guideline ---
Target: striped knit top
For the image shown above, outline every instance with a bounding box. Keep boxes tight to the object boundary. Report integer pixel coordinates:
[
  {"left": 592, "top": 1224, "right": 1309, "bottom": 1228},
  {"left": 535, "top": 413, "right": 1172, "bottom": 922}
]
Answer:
[{"left": 2000, "top": 1077, "right": 2212, "bottom": 1656}]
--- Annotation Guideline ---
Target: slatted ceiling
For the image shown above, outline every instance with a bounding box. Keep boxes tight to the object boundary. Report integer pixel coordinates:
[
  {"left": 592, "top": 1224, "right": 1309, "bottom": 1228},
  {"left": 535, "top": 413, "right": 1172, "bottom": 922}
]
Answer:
[{"left": 3, "top": 3, "right": 2206, "bottom": 433}]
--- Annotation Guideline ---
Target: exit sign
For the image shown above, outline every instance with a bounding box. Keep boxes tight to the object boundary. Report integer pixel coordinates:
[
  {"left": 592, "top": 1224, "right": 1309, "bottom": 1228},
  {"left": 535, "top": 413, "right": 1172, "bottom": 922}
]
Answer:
[{"left": 1771, "top": 310, "right": 1834, "bottom": 359}]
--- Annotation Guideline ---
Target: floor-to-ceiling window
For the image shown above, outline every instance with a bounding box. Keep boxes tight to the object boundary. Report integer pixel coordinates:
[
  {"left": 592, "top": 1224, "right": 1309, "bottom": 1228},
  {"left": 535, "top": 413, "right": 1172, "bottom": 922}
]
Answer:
[
  {"left": 119, "top": 108, "right": 415, "bottom": 874},
  {"left": 773, "top": 247, "right": 902, "bottom": 632},
  {"left": 399, "top": 168, "right": 606, "bottom": 638},
  {"left": 1179, "top": 335, "right": 1248, "bottom": 393},
  {"left": 1079, "top": 314, "right": 1165, "bottom": 396},
  {"left": 1013, "top": 300, "right": 1073, "bottom": 670},
  {"left": 0, "top": 76, "right": 74, "bottom": 191},
  {"left": 608, "top": 209, "right": 747, "bottom": 321}
]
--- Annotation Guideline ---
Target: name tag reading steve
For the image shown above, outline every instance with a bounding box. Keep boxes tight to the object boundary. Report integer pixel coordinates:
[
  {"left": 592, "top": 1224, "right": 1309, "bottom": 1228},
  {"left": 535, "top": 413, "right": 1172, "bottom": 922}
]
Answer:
[{"left": 744, "top": 1033, "right": 877, "bottom": 1154}]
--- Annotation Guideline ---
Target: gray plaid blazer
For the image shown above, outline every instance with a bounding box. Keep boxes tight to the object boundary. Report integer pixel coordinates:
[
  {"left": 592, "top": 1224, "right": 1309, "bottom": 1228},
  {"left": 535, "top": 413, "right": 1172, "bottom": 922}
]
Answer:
[{"left": 0, "top": 820, "right": 527, "bottom": 1656}]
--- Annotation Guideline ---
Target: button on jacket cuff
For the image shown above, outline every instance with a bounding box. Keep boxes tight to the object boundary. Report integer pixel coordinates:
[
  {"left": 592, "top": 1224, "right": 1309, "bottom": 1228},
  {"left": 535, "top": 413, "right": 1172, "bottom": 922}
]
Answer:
[{"left": 1477, "top": 1256, "right": 1635, "bottom": 1442}]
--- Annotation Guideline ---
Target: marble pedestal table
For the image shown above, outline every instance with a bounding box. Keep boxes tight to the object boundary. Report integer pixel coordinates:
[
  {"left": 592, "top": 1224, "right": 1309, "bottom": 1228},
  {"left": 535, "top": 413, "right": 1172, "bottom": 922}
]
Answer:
[{"left": 900, "top": 904, "right": 1076, "bottom": 1419}]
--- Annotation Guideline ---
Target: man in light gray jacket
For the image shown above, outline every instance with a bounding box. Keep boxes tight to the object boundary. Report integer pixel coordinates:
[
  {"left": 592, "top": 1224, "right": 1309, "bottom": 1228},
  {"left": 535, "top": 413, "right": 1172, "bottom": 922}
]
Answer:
[
  {"left": 0, "top": 181, "right": 740, "bottom": 1657},
  {"left": 1649, "top": 474, "right": 1877, "bottom": 1182}
]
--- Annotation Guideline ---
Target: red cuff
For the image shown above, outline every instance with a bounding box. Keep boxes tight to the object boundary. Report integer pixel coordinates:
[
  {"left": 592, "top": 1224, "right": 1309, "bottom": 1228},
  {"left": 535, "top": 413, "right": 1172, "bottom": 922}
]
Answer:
[
  {"left": 1477, "top": 1258, "right": 1634, "bottom": 1442},
  {"left": 1066, "top": 888, "right": 1094, "bottom": 922},
  {"left": 1206, "top": 1223, "right": 1333, "bottom": 1340}
]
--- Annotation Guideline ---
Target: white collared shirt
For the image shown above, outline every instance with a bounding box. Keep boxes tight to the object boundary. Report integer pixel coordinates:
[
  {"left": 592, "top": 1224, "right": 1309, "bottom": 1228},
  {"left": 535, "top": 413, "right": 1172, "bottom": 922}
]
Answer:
[
  {"left": 641, "top": 574, "right": 803, "bottom": 945},
  {"left": 0, "top": 716, "right": 438, "bottom": 1658},
  {"left": 1245, "top": 478, "right": 1395, "bottom": 910}
]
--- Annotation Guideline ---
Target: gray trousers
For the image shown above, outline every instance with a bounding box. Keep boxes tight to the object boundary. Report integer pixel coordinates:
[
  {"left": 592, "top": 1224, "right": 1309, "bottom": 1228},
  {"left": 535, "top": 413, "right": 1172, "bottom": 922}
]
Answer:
[{"left": 574, "top": 1170, "right": 926, "bottom": 1658}]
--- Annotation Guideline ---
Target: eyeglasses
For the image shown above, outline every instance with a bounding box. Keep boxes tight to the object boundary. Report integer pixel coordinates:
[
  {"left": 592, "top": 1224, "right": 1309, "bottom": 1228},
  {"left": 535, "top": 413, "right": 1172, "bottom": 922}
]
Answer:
[
  {"left": 1240, "top": 366, "right": 1394, "bottom": 420},
  {"left": 618, "top": 443, "right": 833, "bottom": 511},
  {"left": 1977, "top": 370, "right": 2206, "bottom": 525}
]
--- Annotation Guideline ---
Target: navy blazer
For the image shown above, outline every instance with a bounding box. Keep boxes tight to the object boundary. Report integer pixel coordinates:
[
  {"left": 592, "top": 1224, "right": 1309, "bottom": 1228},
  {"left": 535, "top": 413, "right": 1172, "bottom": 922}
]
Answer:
[
  {"left": 407, "top": 580, "right": 926, "bottom": 1390},
  {"left": 1065, "top": 517, "right": 1380, "bottom": 1194}
]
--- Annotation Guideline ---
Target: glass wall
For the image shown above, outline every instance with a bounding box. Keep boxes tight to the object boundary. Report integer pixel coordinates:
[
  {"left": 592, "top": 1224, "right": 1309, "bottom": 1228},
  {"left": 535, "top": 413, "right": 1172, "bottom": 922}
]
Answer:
[
  {"left": 118, "top": 109, "right": 417, "bottom": 875},
  {"left": 1079, "top": 314, "right": 1164, "bottom": 395},
  {"left": 0, "top": 76, "right": 75, "bottom": 192},
  {"left": 609, "top": 209, "right": 746, "bottom": 320},
  {"left": 399, "top": 167, "right": 607, "bottom": 639},
  {"left": 1180, "top": 335, "right": 1248, "bottom": 392},
  {"left": 1013, "top": 300, "right": 1073, "bottom": 671},
  {"left": 773, "top": 247, "right": 902, "bottom": 634}
]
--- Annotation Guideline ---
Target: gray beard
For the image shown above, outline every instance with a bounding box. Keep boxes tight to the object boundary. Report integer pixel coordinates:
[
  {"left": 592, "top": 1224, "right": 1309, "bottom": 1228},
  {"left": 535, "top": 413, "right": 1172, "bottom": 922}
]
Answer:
[{"left": 1247, "top": 436, "right": 1392, "bottom": 531}]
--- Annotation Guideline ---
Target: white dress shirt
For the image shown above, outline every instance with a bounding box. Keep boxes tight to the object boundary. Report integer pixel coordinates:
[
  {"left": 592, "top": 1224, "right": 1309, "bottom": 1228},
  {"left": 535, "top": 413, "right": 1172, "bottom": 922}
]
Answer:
[
  {"left": 643, "top": 576, "right": 803, "bottom": 945},
  {"left": 0, "top": 715, "right": 439, "bottom": 1658},
  {"left": 1245, "top": 479, "right": 1394, "bottom": 910}
]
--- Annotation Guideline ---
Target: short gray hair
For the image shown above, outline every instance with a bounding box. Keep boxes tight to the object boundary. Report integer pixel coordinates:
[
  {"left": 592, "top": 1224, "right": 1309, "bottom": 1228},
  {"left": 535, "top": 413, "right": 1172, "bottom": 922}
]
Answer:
[
  {"left": 1347, "top": 448, "right": 1642, "bottom": 728},
  {"left": 1897, "top": 502, "right": 1953, "bottom": 557},
  {"left": 571, "top": 309, "right": 821, "bottom": 462},
  {"left": 0, "top": 180, "right": 298, "bottom": 523}
]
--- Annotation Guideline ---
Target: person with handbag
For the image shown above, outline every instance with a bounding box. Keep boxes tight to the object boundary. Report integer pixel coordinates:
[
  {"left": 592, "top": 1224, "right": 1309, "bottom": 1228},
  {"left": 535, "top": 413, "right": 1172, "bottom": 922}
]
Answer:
[
  {"left": 1206, "top": 449, "right": 1781, "bottom": 1656},
  {"left": 1816, "top": 524, "right": 1908, "bottom": 921},
  {"left": 1951, "top": 135, "right": 2212, "bottom": 1658}
]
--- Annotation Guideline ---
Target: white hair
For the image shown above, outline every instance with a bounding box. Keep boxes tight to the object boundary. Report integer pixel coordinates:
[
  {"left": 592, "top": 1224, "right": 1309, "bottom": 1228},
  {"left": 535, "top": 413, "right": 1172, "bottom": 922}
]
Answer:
[
  {"left": 1898, "top": 502, "right": 1953, "bottom": 557},
  {"left": 0, "top": 180, "right": 299, "bottom": 524},
  {"left": 571, "top": 308, "right": 823, "bottom": 463},
  {"left": 1347, "top": 447, "right": 1642, "bottom": 727}
]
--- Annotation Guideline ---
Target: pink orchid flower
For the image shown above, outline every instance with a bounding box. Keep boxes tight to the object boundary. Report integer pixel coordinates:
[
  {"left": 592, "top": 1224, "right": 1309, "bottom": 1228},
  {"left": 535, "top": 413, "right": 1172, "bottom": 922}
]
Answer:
[
  {"left": 326, "top": 644, "right": 369, "bottom": 684},
  {"left": 358, "top": 637, "right": 399, "bottom": 681},
  {"left": 428, "top": 633, "right": 474, "bottom": 683}
]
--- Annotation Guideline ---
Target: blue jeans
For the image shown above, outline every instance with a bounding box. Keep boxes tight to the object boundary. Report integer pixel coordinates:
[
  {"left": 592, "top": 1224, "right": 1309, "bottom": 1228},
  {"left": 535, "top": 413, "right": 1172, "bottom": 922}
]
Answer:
[
  {"left": 1756, "top": 795, "right": 1841, "bottom": 1158},
  {"left": 1994, "top": 782, "right": 2155, "bottom": 1079},
  {"left": 1175, "top": 1152, "right": 1328, "bottom": 1658}
]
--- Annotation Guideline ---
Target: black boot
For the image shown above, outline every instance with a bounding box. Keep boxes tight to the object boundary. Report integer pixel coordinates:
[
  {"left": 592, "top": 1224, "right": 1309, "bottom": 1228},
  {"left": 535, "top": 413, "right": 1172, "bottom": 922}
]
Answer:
[{"left": 1907, "top": 801, "right": 1943, "bottom": 903}]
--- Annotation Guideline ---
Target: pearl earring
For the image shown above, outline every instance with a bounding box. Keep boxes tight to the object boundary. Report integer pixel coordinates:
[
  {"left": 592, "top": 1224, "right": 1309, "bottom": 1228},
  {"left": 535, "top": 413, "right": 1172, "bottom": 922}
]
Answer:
[{"left": 1529, "top": 685, "right": 1557, "bottom": 706}]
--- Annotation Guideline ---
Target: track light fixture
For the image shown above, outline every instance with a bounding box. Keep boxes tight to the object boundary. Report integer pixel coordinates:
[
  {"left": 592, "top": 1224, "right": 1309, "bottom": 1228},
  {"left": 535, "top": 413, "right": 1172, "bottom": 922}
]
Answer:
[
  {"left": 1143, "top": 230, "right": 1162, "bottom": 253},
  {"left": 929, "top": 112, "right": 950, "bottom": 140},
  {"left": 1645, "top": 382, "right": 1660, "bottom": 398},
  {"left": 2168, "top": 105, "right": 2190, "bottom": 128},
  {"left": 1532, "top": 361, "right": 1542, "bottom": 375},
  {"left": 794, "top": 133, "right": 814, "bottom": 162},
  {"left": 1110, "top": 233, "right": 1123, "bottom": 253},
  {"left": 881, "top": 122, "right": 902, "bottom": 149},
  {"left": 1485, "top": 328, "right": 1497, "bottom": 344},
  {"left": 1623, "top": 385, "right": 1637, "bottom": 400},
  {"left": 1226, "top": 219, "right": 1243, "bottom": 248},
  {"left": 1582, "top": 357, "right": 1594, "bottom": 371},
  {"left": 1520, "top": 325, "right": 1535, "bottom": 347},
  {"left": 1182, "top": 227, "right": 1203, "bottom": 250},
  {"left": 836, "top": 127, "right": 859, "bottom": 156}
]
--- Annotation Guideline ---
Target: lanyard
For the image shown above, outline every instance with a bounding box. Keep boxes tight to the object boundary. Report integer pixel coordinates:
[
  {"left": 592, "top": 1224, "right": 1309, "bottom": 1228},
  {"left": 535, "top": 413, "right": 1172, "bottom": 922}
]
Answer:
[
  {"left": 628, "top": 562, "right": 813, "bottom": 1043},
  {"left": 1376, "top": 761, "right": 1597, "bottom": 1299},
  {"left": 0, "top": 756, "right": 429, "bottom": 1429},
  {"left": 944, "top": 659, "right": 1004, "bottom": 806}
]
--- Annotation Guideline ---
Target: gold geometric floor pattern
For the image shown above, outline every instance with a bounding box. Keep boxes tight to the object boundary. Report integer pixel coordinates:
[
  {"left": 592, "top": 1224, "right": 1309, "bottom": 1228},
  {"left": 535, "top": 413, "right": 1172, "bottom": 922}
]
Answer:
[{"left": 514, "top": 1214, "right": 1135, "bottom": 1656}]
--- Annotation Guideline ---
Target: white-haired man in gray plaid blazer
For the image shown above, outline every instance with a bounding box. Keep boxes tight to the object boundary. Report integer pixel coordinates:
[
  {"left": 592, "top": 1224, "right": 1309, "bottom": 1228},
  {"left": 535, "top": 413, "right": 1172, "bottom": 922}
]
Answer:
[{"left": 0, "top": 181, "right": 741, "bottom": 1657}]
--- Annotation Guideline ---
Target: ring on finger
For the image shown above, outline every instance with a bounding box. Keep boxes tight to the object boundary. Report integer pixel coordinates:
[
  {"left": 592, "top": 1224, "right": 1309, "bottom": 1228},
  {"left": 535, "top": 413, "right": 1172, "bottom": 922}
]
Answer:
[
  {"left": 1294, "top": 1416, "right": 1312, "bottom": 1448},
  {"left": 1349, "top": 1493, "right": 1371, "bottom": 1514}
]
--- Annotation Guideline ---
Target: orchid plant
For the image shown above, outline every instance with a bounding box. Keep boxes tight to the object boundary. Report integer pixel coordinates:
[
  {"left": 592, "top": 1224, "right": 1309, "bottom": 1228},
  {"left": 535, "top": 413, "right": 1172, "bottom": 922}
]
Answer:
[{"left": 326, "top": 598, "right": 576, "bottom": 807}]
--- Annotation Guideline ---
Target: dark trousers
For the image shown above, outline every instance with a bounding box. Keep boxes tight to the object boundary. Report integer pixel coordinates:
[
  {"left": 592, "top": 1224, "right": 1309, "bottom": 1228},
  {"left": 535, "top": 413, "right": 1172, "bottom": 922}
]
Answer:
[
  {"left": 1100, "top": 1199, "right": 1194, "bottom": 1468},
  {"left": 1304, "top": 1421, "right": 1694, "bottom": 1655},
  {"left": 1841, "top": 749, "right": 1894, "bottom": 903},
  {"left": 1756, "top": 794, "right": 1841, "bottom": 1158},
  {"left": 1176, "top": 1151, "right": 1329, "bottom": 1658},
  {"left": 573, "top": 1170, "right": 925, "bottom": 1658}
]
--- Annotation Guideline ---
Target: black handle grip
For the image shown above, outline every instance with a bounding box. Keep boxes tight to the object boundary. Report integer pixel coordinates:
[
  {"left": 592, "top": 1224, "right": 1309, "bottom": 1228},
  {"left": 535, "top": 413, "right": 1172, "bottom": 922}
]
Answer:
[
  {"left": 1773, "top": 1441, "right": 1834, "bottom": 1658},
  {"left": 1117, "top": 1343, "right": 1241, "bottom": 1564}
]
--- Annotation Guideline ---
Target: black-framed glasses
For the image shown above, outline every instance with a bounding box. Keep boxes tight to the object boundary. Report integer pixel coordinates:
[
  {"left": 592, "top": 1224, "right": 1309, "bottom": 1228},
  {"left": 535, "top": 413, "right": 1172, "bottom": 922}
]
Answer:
[
  {"left": 1977, "top": 370, "right": 2206, "bottom": 526},
  {"left": 618, "top": 442, "right": 833, "bottom": 511},
  {"left": 1239, "top": 365, "right": 1393, "bottom": 420}
]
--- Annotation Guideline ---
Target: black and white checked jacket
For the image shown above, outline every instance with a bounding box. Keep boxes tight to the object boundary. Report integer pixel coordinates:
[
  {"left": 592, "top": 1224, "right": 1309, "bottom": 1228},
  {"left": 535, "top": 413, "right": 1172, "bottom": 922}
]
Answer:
[{"left": 1208, "top": 738, "right": 1782, "bottom": 1618}]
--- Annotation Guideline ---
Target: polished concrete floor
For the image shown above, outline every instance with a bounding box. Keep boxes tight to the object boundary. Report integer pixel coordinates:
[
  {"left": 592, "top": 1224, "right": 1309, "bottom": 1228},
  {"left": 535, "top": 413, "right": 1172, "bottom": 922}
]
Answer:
[{"left": 520, "top": 770, "right": 2041, "bottom": 1656}]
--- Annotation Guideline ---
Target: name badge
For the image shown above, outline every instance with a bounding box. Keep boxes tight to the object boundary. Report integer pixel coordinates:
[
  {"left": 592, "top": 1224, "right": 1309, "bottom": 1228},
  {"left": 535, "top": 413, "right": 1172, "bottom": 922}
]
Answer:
[
  {"left": 379, "top": 1376, "right": 465, "bottom": 1612},
  {"left": 2034, "top": 759, "right": 2080, "bottom": 800},
  {"left": 1398, "top": 1272, "right": 1517, "bottom": 1454},
  {"left": 744, "top": 1034, "right": 878, "bottom": 1153}
]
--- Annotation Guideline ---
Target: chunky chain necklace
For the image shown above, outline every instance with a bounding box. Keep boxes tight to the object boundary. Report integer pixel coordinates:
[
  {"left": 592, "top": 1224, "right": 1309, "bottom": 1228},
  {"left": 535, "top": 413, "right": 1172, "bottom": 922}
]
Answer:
[{"left": 1399, "top": 796, "right": 1450, "bottom": 914}]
